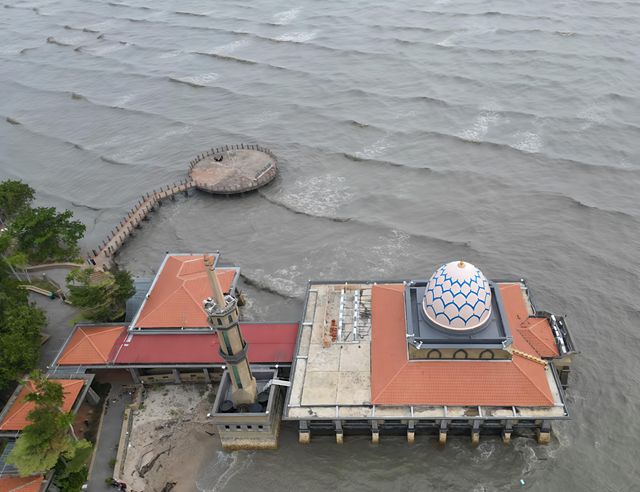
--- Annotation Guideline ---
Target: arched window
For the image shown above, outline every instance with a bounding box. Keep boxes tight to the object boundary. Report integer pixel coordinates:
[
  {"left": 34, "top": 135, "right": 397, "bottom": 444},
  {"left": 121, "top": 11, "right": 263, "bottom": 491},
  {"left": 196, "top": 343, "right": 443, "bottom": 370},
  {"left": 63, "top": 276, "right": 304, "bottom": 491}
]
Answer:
[
  {"left": 453, "top": 349, "right": 468, "bottom": 359},
  {"left": 427, "top": 349, "right": 442, "bottom": 359},
  {"left": 479, "top": 349, "right": 495, "bottom": 360}
]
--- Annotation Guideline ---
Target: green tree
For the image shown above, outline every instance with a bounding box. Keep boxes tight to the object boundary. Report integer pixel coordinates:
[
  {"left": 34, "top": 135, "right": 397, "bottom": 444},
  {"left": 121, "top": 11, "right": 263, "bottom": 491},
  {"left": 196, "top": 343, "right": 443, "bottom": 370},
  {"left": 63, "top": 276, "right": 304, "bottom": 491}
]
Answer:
[
  {"left": 0, "top": 180, "right": 34, "bottom": 222},
  {"left": 0, "top": 262, "right": 45, "bottom": 390},
  {"left": 6, "top": 372, "right": 92, "bottom": 477},
  {"left": 66, "top": 267, "right": 135, "bottom": 322},
  {"left": 54, "top": 440, "right": 92, "bottom": 492},
  {"left": 9, "top": 207, "right": 85, "bottom": 262}
]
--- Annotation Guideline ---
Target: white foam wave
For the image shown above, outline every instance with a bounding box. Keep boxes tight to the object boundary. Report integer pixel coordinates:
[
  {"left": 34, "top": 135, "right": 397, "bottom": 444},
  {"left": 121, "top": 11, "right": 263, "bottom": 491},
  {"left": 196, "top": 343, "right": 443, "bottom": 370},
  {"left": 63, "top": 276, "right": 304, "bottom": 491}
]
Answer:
[
  {"left": 353, "top": 135, "right": 391, "bottom": 159},
  {"left": 195, "top": 451, "right": 254, "bottom": 492},
  {"left": 275, "top": 175, "right": 353, "bottom": 216},
  {"left": 180, "top": 72, "right": 220, "bottom": 85},
  {"left": 276, "top": 31, "right": 317, "bottom": 42},
  {"left": 459, "top": 111, "right": 499, "bottom": 142},
  {"left": 513, "top": 130, "right": 542, "bottom": 153},
  {"left": 213, "top": 39, "right": 249, "bottom": 55},
  {"left": 273, "top": 7, "right": 301, "bottom": 25}
]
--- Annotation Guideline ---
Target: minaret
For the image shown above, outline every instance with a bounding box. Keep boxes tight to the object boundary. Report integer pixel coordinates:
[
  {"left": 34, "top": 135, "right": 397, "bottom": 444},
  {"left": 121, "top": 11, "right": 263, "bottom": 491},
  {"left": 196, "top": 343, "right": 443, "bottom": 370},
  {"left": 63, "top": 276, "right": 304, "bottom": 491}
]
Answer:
[{"left": 203, "top": 255, "right": 257, "bottom": 406}]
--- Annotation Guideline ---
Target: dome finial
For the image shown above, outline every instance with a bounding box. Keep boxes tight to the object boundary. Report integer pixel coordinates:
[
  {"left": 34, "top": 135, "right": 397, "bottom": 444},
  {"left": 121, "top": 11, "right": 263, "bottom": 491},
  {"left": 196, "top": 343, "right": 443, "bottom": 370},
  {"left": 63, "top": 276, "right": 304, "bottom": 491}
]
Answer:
[{"left": 458, "top": 259, "right": 465, "bottom": 268}]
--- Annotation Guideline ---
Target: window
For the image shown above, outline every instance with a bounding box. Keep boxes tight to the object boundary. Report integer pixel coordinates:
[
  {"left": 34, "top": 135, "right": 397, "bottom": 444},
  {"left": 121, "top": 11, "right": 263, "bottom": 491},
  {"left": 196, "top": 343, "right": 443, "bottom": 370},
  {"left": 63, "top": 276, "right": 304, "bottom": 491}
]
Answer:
[
  {"left": 453, "top": 349, "right": 468, "bottom": 359},
  {"left": 427, "top": 349, "right": 442, "bottom": 359}
]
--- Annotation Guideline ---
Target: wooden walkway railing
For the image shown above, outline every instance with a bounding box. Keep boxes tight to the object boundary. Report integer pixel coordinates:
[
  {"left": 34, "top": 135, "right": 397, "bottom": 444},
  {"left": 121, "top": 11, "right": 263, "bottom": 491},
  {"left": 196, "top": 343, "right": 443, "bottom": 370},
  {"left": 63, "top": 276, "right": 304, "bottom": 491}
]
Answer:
[{"left": 89, "top": 179, "right": 194, "bottom": 271}]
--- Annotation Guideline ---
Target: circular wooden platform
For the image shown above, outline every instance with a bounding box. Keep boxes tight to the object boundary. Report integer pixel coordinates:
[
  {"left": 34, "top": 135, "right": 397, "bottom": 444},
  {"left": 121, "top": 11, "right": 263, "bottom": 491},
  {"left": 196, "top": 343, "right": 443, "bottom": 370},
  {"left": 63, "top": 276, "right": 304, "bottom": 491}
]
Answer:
[{"left": 188, "top": 144, "right": 278, "bottom": 195}]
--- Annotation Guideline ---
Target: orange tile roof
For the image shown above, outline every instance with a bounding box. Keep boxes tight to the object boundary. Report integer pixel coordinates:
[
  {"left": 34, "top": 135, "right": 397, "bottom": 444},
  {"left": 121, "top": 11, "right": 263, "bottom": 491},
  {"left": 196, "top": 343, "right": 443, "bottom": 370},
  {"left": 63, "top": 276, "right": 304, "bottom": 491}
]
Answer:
[
  {"left": 57, "top": 325, "right": 127, "bottom": 365},
  {"left": 0, "top": 476, "right": 44, "bottom": 492},
  {"left": 498, "top": 283, "right": 559, "bottom": 358},
  {"left": 0, "top": 379, "right": 85, "bottom": 432},
  {"left": 370, "top": 284, "right": 555, "bottom": 407},
  {"left": 133, "top": 255, "right": 237, "bottom": 329}
]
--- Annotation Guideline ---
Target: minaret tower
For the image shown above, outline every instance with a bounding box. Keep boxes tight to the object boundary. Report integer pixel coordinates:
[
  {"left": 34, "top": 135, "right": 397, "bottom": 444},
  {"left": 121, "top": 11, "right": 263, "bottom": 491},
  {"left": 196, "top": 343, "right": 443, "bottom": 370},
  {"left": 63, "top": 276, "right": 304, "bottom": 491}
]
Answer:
[{"left": 203, "top": 255, "right": 257, "bottom": 405}]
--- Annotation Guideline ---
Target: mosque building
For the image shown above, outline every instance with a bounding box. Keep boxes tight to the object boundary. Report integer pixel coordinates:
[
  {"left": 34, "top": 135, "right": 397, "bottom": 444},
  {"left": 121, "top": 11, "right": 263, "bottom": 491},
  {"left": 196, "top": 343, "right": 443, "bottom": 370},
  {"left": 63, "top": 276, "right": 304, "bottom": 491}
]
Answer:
[
  {"left": 284, "top": 259, "right": 577, "bottom": 445},
  {"left": 0, "top": 253, "right": 576, "bottom": 474}
]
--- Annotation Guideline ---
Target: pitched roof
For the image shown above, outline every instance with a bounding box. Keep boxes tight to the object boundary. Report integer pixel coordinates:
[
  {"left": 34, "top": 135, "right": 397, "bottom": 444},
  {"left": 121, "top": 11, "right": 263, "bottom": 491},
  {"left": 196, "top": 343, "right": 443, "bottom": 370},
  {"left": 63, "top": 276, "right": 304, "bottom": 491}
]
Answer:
[
  {"left": 0, "top": 379, "right": 85, "bottom": 432},
  {"left": 133, "top": 255, "right": 238, "bottom": 329},
  {"left": 57, "top": 325, "right": 127, "bottom": 365},
  {"left": 113, "top": 323, "right": 299, "bottom": 364},
  {"left": 498, "top": 283, "right": 559, "bottom": 358},
  {"left": 370, "top": 284, "right": 555, "bottom": 407},
  {"left": 0, "top": 476, "right": 44, "bottom": 492}
]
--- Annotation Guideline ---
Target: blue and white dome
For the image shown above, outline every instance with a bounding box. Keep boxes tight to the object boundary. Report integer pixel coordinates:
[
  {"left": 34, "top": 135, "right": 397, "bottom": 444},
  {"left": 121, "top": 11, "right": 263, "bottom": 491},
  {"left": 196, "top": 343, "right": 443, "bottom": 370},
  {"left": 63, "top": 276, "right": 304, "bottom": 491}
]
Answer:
[{"left": 422, "top": 261, "right": 492, "bottom": 332}]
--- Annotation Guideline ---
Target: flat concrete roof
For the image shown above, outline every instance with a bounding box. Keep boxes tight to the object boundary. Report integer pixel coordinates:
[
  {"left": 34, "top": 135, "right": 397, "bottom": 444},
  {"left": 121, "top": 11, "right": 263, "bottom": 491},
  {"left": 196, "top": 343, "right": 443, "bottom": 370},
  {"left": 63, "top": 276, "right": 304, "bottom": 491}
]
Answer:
[{"left": 288, "top": 283, "right": 373, "bottom": 408}]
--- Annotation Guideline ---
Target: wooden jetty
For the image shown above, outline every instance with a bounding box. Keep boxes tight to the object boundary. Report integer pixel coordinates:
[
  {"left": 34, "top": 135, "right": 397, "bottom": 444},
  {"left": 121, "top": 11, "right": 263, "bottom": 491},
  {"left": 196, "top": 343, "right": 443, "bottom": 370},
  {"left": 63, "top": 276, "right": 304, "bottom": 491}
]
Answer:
[
  {"left": 89, "top": 180, "right": 194, "bottom": 271},
  {"left": 87, "top": 144, "right": 278, "bottom": 271}
]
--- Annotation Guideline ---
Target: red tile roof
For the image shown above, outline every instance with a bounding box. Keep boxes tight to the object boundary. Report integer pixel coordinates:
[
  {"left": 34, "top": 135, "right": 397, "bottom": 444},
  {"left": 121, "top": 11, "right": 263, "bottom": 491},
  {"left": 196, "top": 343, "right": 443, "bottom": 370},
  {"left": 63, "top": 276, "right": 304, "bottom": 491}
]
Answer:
[
  {"left": 0, "top": 476, "right": 44, "bottom": 492},
  {"left": 370, "top": 284, "right": 555, "bottom": 407},
  {"left": 57, "top": 325, "right": 127, "bottom": 365},
  {"left": 113, "top": 323, "right": 298, "bottom": 364},
  {"left": 133, "top": 255, "right": 237, "bottom": 329},
  {"left": 498, "top": 283, "right": 559, "bottom": 358},
  {"left": 0, "top": 379, "right": 85, "bottom": 431}
]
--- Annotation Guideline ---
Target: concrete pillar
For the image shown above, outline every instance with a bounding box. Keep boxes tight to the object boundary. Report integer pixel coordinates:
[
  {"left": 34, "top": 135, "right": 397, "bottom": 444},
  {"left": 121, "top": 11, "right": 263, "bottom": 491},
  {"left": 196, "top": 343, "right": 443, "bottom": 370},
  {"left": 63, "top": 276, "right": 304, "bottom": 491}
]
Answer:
[
  {"left": 439, "top": 420, "right": 448, "bottom": 445},
  {"left": 371, "top": 420, "right": 379, "bottom": 444},
  {"left": 471, "top": 420, "right": 481, "bottom": 446},
  {"left": 502, "top": 420, "right": 514, "bottom": 445},
  {"left": 172, "top": 369, "right": 181, "bottom": 384},
  {"left": 407, "top": 420, "right": 415, "bottom": 444},
  {"left": 203, "top": 368, "right": 211, "bottom": 384},
  {"left": 335, "top": 420, "right": 343, "bottom": 445},
  {"left": 129, "top": 368, "right": 140, "bottom": 384},
  {"left": 86, "top": 387, "right": 100, "bottom": 405},
  {"left": 299, "top": 421, "right": 310, "bottom": 444},
  {"left": 537, "top": 420, "right": 551, "bottom": 444}
]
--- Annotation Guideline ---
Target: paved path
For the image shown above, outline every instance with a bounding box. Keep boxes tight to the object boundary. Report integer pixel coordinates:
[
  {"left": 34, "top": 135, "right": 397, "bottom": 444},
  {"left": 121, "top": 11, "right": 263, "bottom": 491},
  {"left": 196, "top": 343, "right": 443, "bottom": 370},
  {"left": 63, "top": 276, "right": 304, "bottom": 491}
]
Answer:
[
  {"left": 31, "top": 293, "right": 78, "bottom": 369},
  {"left": 87, "top": 382, "right": 133, "bottom": 491}
]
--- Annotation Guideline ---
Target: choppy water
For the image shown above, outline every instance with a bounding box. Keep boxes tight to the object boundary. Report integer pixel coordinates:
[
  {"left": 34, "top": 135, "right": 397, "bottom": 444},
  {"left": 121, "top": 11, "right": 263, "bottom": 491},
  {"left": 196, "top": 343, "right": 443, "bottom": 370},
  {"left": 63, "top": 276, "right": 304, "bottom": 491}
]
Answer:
[{"left": 2, "top": 0, "right": 640, "bottom": 489}]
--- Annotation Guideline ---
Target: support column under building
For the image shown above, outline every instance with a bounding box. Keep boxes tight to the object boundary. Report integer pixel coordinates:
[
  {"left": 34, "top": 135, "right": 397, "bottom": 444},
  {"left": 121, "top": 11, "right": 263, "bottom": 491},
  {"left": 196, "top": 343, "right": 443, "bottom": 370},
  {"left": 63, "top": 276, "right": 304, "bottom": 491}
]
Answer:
[
  {"left": 537, "top": 420, "right": 552, "bottom": 444},
  {"left": 439, "top": 420, "right": 449, "bottom": 445},
  {"left": 471, "top": 420, "right": 481, "bottom": 446},
  {"left": 129, "top": 368, "right": 140, "bottom": 384},
  {"left": 86, "top": 387, "right": 100, "bottom": 405},
  {"left": 203, "top": 368, "right": 211, "bottom": 384},
  {"left": 502, "top": 420, "right": 514, "bottom": 445},
  {"left": 407, "top": 420, "right": 415, "bottom": 444},
  {"left": 299, "top": 421, "right": 310, "bottom": 444},
  {"left": 335, "top": 420, "right": 344, "bottom": 445},
  {"left": 172, "top": 369, "right": 181, "bottom": 384},
  {"left": 371, "top": 420, "right": 380, "bottom": 444}
]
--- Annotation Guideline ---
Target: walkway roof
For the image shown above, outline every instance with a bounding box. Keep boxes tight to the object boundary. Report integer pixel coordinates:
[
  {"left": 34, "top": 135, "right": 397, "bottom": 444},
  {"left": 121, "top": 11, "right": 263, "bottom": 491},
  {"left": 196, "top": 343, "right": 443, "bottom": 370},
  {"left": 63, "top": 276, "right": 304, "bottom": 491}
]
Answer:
[
  {"left": 113, "top": 323, "right": 299, "bottom": 365},
  {"left": 370, "top": 284, "right": 556, "bottom": 407},
  {"left": 0, "top": 379, "right": 85, "bottom": 432}
]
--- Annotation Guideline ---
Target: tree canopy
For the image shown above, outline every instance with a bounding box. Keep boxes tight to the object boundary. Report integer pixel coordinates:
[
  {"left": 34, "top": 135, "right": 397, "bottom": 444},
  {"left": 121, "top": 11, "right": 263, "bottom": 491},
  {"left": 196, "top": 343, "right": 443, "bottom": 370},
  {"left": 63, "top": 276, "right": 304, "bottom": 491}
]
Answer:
[
  {"left": 0, "top": 263, "right": 45, "bottom": 391},
  {"left": 6, "top": 372, "right": 92, "bottom": 477},
  {"left": 66, "top": 267, "right": 135, "bottom": 322},
  {"left": 0, "top": 180, "right": 34, "bottom": 222},
  {"left": 9, "top": 207, "right": 85, "bottom": 263}
]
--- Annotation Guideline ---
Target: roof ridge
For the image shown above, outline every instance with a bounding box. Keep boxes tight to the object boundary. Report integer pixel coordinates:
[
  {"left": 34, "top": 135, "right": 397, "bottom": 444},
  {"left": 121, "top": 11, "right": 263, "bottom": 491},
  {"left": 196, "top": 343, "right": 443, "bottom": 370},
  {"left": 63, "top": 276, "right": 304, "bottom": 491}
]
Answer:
[
  {"left": 521, "top": 319, "right": 558, "bottom": 354},
  {"left": 83, "top": 329, "right": 109, "bottom": 361},
  {"left": 512, "top": 358, "right": 554, "bottom": 406}
]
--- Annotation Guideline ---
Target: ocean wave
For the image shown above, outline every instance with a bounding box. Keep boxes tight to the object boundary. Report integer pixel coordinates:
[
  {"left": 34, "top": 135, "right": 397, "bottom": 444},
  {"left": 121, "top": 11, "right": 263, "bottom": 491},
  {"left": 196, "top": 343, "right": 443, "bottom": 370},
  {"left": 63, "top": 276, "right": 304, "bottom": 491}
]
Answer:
[
  {"left": 46, "top": 37, "right": 74, "bottom": 47},
  {"left": 239, "top": 272, "right": 300, "bottom": 300},
  {"left": 346, "top": 119, "right": 369, "bottom": 128},
  {"left": 5, "top": 116, "right": 21, "bottom": 125},
  {"left": 174, "top": 10, "right": 208, "bottom": 17},
  {"left": 99, "top": 155, "right": 135, "bottom": 167},
  {"left": 193, "top": 51, "right": 257, "bottom": 65},
  {"left": 258, "top": 188, "right": 472, "bottom": 251},
  {"left": 71, "top": 201, "right": 104, "bottom": 212}
]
